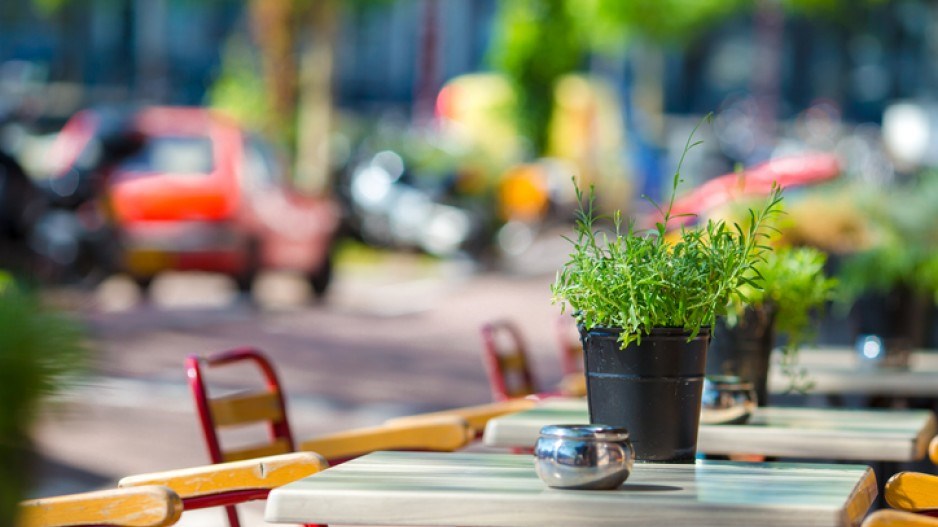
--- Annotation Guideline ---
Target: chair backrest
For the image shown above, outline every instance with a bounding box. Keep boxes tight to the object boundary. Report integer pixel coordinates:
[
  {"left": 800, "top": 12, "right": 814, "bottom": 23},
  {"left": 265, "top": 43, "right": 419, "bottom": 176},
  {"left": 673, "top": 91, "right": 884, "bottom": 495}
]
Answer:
[
  {"left": 18, "top": 486, "right": 183, "bottom": 527},
  {"left": 480, "top": 320, "right": 538, "bottom": 401},
  {"left": 185, "top": 347, "right": 295, "bottom": 464},
  {"left": 118, "top": 452, "right": 326, "bottom": 512},
  {"left": 185, "top": 348, "right": 296, "bottom": 527}
]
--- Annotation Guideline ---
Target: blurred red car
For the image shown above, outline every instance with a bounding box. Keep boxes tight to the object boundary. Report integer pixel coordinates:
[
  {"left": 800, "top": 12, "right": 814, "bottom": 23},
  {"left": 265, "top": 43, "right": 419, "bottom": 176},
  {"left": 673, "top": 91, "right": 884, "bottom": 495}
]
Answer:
[{"left": 50, "top": 106, "right": 340, "bottom": 298}]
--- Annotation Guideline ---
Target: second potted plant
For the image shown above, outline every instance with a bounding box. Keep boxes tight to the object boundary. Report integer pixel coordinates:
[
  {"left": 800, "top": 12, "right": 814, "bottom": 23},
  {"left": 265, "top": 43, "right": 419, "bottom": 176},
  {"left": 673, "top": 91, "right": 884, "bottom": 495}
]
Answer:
[
  {"left": 708, "top": 245, "right": 837, "bottom": 405},
  {"left": 551, "top": 125, "right": 783, "bottom": 462}
]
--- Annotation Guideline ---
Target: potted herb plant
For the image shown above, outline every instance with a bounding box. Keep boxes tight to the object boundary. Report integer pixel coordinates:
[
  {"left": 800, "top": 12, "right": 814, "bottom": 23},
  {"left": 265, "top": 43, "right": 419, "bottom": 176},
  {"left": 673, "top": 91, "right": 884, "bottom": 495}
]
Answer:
[
  {"left": 0, "top": 273, "right": 86, "bottom": 526},
  {"left": 708, "top": 245, "right": 837, "bottom": 405},
  {"left": 551, "top": 125, "right": 783, "bottom": 462}
]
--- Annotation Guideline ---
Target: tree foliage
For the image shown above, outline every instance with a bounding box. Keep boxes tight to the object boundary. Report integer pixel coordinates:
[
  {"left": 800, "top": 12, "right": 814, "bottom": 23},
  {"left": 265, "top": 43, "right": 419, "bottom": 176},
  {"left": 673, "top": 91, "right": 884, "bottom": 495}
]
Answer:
[{"left": 489, "top": 0, "right": 885, "bottom": 157}]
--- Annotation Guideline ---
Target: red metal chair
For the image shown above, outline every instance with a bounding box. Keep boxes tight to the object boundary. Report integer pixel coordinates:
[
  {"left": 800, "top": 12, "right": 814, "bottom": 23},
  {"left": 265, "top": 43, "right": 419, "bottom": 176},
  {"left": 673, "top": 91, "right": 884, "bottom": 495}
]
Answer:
[
  {"left": 185, "top": 347, "right": 295, "bottom": 527},
  {"left": 480, "top": 320, "right": 539, "bottom": 401},
  {"left": 186, "top": 347, "right": 476, "bottom": 527}
]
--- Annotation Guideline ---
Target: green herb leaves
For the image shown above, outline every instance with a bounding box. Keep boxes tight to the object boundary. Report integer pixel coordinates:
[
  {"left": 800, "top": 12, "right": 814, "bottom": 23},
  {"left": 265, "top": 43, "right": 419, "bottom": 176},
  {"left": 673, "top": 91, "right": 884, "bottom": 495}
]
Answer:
[{"left": 551, "top": 123, "right": 784, "bottom": 348}]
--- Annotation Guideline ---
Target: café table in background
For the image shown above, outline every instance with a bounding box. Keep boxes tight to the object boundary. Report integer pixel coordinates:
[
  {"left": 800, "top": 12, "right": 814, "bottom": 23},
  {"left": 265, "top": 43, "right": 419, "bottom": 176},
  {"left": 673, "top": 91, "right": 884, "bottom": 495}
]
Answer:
[
  {"left": 768, "top": 346, "right": 938, "bottom": 397},
  {"left": 482, "top": 397, "right": 937, "bottom": 462},
  {"left": 264, "top": 451, "right": 877, "bottom": 527}
]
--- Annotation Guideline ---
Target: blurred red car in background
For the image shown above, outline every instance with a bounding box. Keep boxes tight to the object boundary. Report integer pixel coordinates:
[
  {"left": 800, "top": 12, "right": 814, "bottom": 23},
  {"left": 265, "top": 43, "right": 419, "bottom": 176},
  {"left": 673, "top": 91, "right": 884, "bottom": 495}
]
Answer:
[{"left": 48, "top": 106, "right": 340, "bottom": 299}]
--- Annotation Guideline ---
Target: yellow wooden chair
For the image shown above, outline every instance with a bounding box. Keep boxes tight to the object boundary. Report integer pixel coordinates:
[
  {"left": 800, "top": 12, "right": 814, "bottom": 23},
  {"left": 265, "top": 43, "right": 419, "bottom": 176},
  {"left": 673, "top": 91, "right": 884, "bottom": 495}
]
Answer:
[
  {"left": 18, "top": 485, "right": 183, "bottom": 527},
  {"left": 861, "top": 437, "right": 938, "bottom": 526}
]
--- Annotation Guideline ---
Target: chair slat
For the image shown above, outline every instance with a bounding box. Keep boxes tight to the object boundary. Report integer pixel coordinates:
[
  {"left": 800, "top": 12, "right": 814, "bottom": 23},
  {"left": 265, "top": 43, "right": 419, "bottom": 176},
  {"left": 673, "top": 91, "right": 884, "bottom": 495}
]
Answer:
[
  {"left": 208, "top": 391, "right": 284, "bottom": 427},
  {"left": 300, "top": 416, "right": 473, "bottom": 462},
  {"left": 18, "top": 486, "right": 182, "bottom": 527},
  {"left": 119, "top": 452, "right": 326, "bottom": 500},
  {"left": 219, "top": 437, "right": 293, "bottom": 462},
  {"left": 497, "top": 354, "right": 527, "bottom": 372}
]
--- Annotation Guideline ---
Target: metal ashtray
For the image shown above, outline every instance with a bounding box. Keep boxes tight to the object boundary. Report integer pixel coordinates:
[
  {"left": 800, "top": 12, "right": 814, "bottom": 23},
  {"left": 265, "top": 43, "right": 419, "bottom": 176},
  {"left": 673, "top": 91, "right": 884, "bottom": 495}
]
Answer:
[
  {"left": 700, "top": 375, "right": 757, "bottom": 425},
  {"left": 533, "top": 424, "right": 634, "bottom": 490}
]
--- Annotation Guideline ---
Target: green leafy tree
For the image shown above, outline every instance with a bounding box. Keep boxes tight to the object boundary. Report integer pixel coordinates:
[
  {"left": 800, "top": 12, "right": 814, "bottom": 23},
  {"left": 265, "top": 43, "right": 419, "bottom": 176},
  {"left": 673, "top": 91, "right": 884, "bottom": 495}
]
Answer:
[
  {"left": 488, "top": 0, "right": 585, "bottom": 155},
  {"left": 489, "top": 0, "right": 884, "bottom": 158}
]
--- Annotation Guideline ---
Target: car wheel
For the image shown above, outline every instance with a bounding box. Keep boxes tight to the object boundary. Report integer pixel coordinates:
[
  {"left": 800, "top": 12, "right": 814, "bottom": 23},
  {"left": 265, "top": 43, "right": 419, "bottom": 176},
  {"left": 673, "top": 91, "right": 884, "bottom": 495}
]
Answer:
[
  {"left": 133, "top": 275, "right": 154, "bottom": 296},
  {"left": 233, "top": 269, "right": 256, "bottom": 294},
  {"left": 235, "top": 239, "right": 261, "bottom": 295},
  {"left": 308, "top": 252, "right": 334, "bottom": 301}
]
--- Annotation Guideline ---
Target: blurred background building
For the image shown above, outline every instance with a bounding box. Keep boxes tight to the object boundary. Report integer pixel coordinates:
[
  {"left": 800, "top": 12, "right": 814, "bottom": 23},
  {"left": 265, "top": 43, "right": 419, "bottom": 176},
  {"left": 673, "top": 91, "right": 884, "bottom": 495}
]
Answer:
[{"left": 3, "top": 0, "right": 938, "bottom": 293}]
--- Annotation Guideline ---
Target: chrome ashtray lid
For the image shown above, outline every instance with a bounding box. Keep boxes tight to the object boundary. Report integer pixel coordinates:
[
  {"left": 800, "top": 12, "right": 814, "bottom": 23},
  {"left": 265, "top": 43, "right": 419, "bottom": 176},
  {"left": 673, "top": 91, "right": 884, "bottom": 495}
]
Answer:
[{"left": 538, "top": 424, "right": 630, "bottom": 442}]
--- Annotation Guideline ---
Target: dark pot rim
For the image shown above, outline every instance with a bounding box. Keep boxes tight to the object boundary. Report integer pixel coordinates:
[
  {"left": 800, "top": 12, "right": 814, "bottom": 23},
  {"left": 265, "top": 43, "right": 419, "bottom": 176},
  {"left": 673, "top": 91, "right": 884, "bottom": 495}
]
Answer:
[{"left": 579, "top": 325, "right": 711, "bottom": 339}]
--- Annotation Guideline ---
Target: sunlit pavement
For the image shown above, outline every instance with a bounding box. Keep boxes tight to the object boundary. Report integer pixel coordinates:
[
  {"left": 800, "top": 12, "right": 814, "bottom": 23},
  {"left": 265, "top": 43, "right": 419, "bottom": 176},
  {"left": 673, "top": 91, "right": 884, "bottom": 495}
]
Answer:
[{"left": 30, "top": 233, "right": 575, "bottom": 525}]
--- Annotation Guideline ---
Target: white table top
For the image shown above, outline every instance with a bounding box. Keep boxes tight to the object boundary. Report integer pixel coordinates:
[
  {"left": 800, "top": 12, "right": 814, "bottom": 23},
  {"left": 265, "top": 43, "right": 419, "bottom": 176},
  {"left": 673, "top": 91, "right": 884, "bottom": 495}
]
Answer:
[
  {"left": 768, "top": 346, "right": 938, "bottom": 396},
  {"left": 265, "top": 451, "right": 877, "bottom": 527},
  {"left": 482, "top": 398, "right": 936, "bottom": 461}
]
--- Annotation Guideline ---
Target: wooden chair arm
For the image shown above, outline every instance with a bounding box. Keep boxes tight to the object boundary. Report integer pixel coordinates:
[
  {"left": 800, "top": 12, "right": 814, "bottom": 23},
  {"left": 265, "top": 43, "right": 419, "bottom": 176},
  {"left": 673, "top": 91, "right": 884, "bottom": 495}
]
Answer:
[
  {"left": 118, "top": 452, "right": 326, "bottom": 500},
  {"left": 929, "top": 435, "right": 938, "bottom": 466},
  {"left": 862, "top": 510, "right": 938, "bottom": 527},
  {"left": 18, "top": 485, "right": 182, "bottom": 527},
  {"left": 886, "top": 472, "right": 938, "bottom": 512},
  {"left": 300, "top": 415, "right": 474, "bottom": 462},
  {"left": 384, "top": 399, "right": 537, "bottom": 434}
]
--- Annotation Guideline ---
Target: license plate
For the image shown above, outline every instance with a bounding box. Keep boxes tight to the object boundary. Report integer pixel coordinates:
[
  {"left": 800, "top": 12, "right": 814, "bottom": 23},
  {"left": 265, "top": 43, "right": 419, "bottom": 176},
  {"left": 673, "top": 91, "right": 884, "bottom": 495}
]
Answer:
[{"left": 124, "top": 250, "right": 174, "bottom": 274}]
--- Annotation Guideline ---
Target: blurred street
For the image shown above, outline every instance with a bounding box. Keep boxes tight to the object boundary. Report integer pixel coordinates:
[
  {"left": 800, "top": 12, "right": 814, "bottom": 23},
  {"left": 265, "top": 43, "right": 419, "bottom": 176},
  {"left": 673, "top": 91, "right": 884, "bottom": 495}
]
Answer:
[{"left": 30, "top": 233, "right": 572, "bottom": 524}]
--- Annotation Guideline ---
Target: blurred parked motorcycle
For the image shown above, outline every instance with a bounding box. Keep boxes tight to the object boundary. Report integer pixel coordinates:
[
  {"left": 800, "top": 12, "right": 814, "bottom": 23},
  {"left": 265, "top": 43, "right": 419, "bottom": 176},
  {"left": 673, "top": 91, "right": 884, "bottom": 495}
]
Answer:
[{"left": 336, "top": 147, "right": 490, "bottom": 259}]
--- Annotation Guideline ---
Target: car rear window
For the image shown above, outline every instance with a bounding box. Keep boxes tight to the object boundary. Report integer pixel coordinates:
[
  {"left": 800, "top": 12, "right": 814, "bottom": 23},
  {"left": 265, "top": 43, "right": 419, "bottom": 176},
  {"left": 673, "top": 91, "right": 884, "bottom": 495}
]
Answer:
[{"left": 118, "top": 135, "right": 214, "bottom": 174}]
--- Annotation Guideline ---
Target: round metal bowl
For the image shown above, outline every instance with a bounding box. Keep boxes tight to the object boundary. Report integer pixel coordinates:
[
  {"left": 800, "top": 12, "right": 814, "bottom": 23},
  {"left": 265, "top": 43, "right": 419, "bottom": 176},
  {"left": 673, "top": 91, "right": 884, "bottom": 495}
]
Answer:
[
  {"left": 700, "top": 375, "right": 758, "bottom": 425},
  {"left": 533, "top": 424, "right": 634, "bottom": 490}
]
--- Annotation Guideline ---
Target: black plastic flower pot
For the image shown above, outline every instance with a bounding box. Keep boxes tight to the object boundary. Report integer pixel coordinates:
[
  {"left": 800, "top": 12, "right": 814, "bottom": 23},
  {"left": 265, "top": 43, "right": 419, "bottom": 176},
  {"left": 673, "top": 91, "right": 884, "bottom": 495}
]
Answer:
[
  {"left": 706, "top": 305, "right": 777, "bottom": 406},
  {"left": 580, "top": 326, "right": 710, "bottom": 463},
  {"left": 850, "top": 285, "right": 929, "bottom": 354}
]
